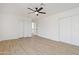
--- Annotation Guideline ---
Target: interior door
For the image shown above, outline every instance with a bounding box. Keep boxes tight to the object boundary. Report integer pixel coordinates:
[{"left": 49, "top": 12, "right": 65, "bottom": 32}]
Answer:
[
  {"left": 71, "top": 15, "right": 79, "bottom": 45},
  {"left": 59, "top": 17, "right": 72, "bottom": 44}
]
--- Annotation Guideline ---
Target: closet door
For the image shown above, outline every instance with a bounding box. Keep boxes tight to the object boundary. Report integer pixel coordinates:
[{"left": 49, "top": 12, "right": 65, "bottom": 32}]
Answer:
[
  {"left": 19, "top": 19, "right": 32, "bottom": 38},
  {"left": 71, "top": 15, "right": 79, "bottom": 46},
  {"left": 59, "top": 17, "right": 72, "bottom": 43}
]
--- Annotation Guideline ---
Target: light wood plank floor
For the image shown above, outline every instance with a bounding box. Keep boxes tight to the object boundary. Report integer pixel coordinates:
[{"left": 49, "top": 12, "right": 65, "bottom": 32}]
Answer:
[{"left": 0, "top": 35, "right": 79, "bottom": 55}]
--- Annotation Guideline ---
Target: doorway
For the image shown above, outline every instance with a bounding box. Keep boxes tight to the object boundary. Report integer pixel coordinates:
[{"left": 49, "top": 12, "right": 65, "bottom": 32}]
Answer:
[{"left": 32, "top": 22, "right": 36, "bottom": 35}]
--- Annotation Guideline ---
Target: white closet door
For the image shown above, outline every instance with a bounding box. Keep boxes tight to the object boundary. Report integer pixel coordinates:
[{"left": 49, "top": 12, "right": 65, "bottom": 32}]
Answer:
[
  {"left": 19, "top": 19, "right": 32, "bottom": 38},
  {"left": 59, "top": 17, "right": 72, "bottom": 43},
  {"left": 71, "top": 15, "right": 79, "bottom": 46}
]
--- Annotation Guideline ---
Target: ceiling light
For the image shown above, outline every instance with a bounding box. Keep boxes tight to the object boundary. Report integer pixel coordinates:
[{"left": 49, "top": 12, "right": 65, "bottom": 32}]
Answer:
[{"left": 35, "top": 12, "right": 38, "bottom": 14}]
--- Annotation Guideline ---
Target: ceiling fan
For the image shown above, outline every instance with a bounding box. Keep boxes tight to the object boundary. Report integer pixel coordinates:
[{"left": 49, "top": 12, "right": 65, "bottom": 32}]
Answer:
[{"left": 27, "top": 3, "right": 46, "bottom": 16}]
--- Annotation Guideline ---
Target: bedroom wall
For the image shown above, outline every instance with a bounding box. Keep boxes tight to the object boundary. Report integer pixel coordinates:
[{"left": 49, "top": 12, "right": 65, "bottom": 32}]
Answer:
[
  {"left": 36, "top": 7, "right": 79, "bottom": 46},
  {"left": 0, "top": 4, "right": 32, "bottom": 41}
]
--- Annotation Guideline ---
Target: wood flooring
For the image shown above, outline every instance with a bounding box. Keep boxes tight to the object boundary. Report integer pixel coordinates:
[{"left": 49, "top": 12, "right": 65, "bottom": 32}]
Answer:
[{"left": 0, "top": 35, "right": 79, "bottom": 55}]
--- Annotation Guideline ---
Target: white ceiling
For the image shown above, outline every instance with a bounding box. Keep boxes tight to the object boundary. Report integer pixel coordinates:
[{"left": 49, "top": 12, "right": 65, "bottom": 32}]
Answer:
[{"left": 0, "top": 3, "right": 79, "bottom": 20}]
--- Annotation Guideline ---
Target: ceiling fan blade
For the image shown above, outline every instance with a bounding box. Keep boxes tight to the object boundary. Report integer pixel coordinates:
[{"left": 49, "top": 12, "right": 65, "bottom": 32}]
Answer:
[
  {"left": 35, "top": 7, "right": 38, "bottom": 11},
  {"left": 28, "top": 12, "right": 35, "bottom": 14},
  {"left": 39, "top": 12, "right": 46, "bottom": 14},
  {"left": 37, "top": 7, "right": 43, "bottom": 12},
  {"left": 27, "top": 8, "right": 35, "bottom": 11}
]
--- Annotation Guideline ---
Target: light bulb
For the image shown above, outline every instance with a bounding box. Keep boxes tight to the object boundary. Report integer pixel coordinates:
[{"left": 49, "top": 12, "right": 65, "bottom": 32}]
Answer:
[{"left": 35, "top": 12, "right": 38, "bottom": 14}]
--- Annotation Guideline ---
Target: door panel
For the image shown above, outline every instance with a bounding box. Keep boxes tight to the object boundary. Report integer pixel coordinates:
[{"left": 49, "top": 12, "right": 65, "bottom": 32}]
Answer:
[
  {"left": 59, "top": 15, "right": 79, "bottom": 46},
  {"left": 71, "top": 15, "right": 79, "bottom": 45},
  {"left": 59, "top": 17, "right": 72, "bottom": 43}
]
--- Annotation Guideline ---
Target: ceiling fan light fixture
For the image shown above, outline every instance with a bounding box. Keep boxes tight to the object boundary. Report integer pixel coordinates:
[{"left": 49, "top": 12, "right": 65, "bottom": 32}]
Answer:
[
  {"left": 35, "top": 12, "right": 38, "bottom": 14},
  {"left": 27, "top": 3, "right": 46, "bottom": 16}
]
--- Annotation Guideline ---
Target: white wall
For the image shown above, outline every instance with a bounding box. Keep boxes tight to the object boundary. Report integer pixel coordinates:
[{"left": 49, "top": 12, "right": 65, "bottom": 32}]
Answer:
[
  {"left": 0, "top": 4, "right": 32, "bottom": 41},
  {"left": 0, "top": 14, "right": 19, "bottom": 40},
  {"left": 36, "top": 7, "right": 79, "bottom": 46},
  {"left": 37, "top": 15, "right": 59, "bottom": 41}
]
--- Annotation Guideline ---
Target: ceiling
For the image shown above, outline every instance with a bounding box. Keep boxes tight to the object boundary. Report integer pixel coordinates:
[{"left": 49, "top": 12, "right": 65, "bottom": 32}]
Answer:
[{"left": 0, "top": 3, "right": 79, "bottom": 20}]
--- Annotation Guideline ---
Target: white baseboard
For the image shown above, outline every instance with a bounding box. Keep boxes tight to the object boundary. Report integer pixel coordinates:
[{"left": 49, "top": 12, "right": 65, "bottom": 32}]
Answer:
[
  {"left": 36, "top": 33, "right": 79, "bottom": 47},
  {"left": 36, "top": 33, "right": 59, "bottom": 41}
]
